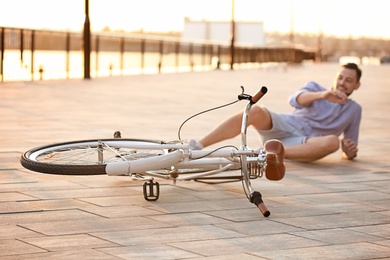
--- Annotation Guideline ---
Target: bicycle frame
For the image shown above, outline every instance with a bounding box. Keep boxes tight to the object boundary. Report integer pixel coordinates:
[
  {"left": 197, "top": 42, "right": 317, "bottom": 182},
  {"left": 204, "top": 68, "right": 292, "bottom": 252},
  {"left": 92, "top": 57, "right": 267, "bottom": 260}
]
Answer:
[
  {"left": 105, "top": 86, "right": 272, "bottom": 216},
  {"left": 21, "top": 86, "right": 276, "bottom": 216}
]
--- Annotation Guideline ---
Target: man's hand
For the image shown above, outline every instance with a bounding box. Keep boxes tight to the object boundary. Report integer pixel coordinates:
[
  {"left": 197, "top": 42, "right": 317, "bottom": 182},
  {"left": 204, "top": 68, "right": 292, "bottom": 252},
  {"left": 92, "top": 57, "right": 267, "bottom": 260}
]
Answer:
[
  {"left": 341, "top": 138, "right": 358, "bottom": 160},
  {"left": 322, "top": 90, "right": 348, "bottom": 105}
]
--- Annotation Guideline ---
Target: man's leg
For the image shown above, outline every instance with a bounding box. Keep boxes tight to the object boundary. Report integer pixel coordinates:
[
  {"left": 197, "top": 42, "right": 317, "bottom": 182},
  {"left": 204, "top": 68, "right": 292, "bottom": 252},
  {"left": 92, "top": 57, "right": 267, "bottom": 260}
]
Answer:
[
  {"left": 199, "top": 106, "right": 272, "bottom": 148},
  {"left": 198, "top": 106, "right": 340, "bottom": 162},
  {"left": 285, "top": 135, "right": 340, "bottom": 162}
]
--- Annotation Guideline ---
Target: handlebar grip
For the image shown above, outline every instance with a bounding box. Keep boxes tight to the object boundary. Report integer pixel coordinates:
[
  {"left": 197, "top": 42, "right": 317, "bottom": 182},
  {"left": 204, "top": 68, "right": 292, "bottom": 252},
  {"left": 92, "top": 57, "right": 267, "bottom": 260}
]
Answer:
[
  {"left": 257, "top": 201, "right": 270, "bottom": 217},
  {"left": 250, "top": 191, "right": 270, "bottom": 217},
  {"left": 250, "top": 86, "right": 268, "bottom": 104}
]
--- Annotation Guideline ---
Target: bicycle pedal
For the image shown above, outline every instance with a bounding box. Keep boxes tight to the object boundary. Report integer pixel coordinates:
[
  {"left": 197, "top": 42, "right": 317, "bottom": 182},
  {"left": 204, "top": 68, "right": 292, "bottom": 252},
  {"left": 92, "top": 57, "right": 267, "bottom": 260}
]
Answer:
[{"left": 143, "top": 180, "right": 160, "bottom": 201}]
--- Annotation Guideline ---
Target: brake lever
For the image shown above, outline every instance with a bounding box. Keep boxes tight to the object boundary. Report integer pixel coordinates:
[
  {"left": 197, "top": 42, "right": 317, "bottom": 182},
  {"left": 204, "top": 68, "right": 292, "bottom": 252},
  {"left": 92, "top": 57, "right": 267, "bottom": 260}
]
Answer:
[{"left": 238, "top": 86, "right": 252, "bottom": 101}]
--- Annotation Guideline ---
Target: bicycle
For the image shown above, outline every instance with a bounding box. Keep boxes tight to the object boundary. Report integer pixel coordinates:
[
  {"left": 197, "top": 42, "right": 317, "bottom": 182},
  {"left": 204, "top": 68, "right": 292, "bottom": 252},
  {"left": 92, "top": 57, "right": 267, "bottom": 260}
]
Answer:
[{"left": 20, "top": 86, "right": 286, "bottom": 217}]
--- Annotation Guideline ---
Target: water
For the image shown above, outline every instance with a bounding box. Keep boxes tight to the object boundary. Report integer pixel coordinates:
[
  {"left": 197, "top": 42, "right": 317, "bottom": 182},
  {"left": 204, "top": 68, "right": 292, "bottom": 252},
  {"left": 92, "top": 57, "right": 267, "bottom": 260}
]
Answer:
[{"left": 1, "top": 50, "right": 221, "bottom": 81}]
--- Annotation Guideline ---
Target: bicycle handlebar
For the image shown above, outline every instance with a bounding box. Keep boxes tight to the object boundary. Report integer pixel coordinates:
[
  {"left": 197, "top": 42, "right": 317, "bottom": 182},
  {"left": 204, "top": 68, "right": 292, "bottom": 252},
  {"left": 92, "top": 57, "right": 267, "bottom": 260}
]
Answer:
[
  {"left": 251, "top": 86, "right": 268, "bottom": 104},
  {"left": 250, "top": 191, "right": 270, "bottom": 217}
]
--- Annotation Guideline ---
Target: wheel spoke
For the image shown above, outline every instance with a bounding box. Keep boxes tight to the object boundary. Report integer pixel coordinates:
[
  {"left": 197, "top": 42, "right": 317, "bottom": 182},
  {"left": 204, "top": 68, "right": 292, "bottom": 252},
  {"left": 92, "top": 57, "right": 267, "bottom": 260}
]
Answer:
[{"left": 21, "top": 138, "right": 173, "bottom": 175}]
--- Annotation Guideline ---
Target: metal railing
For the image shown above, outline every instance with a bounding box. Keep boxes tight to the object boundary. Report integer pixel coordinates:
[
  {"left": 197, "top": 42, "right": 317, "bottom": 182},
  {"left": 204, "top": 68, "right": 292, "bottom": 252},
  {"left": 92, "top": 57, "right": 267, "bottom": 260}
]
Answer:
[{"left": 0, "top": 27, "right": 316, "bottom": 82}]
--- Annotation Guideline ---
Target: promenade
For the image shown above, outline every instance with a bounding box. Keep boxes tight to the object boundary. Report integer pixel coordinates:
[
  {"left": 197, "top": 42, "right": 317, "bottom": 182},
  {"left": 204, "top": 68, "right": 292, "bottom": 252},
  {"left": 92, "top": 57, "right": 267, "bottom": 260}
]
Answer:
[{"left": 1, "top": 63, "right": 389, "bottom": 259}]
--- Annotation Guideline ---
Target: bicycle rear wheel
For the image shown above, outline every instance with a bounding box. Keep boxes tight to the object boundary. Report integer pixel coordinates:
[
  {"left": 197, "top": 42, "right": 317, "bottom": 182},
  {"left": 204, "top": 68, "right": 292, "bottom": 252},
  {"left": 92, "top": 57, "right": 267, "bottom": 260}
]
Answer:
[{"left": 20, "top": 138, "right": 167, "bottom": 175}]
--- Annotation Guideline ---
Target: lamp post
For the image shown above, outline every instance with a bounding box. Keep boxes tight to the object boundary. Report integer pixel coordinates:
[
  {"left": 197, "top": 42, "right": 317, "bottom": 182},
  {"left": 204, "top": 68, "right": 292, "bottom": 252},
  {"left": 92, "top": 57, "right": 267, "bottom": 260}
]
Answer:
[
  {"left": 289, "top": 0, "right": 294, "bottom": 47},
  {"left": 317, "top": 0, "right": 323, "bottom": 62},
  {"left": 230, "top": 0, "right": 235, "bottom": 70},
  {"left": 83, "top": 0, "right": 91, "bottom": 79}
]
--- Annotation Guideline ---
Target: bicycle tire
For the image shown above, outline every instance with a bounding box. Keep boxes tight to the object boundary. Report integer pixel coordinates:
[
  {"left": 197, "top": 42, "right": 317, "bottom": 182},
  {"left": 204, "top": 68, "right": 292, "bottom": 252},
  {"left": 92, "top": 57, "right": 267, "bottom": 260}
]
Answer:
[{"left": 20, "top": 138, "right": 167, "bottom": 175}]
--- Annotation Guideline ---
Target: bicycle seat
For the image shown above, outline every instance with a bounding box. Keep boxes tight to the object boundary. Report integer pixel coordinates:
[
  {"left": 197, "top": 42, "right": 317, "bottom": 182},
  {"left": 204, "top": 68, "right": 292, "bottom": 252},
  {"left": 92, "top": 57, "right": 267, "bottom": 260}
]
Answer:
[{"left": 264, "top": 139, "right": 285, "bottom": 181}]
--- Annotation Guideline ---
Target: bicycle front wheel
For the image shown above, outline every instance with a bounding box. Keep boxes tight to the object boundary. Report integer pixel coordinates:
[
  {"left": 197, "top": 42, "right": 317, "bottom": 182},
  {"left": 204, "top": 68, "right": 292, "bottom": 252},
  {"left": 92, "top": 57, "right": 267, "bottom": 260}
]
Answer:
[{"left": 21, "top": 138, "right": 168, "bottom": 175}]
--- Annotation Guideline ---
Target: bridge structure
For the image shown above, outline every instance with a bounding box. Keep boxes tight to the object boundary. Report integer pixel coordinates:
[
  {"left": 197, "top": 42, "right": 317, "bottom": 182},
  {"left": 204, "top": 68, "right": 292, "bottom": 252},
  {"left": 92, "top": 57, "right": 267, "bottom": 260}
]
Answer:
[{"left": 0, "top": 26, "right": 316, "bottom": 82}]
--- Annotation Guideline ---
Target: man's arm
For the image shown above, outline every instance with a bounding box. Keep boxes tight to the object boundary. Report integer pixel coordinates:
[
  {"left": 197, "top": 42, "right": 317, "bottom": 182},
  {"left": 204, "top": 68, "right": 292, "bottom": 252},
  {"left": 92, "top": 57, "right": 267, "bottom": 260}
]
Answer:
[{"left": 296, "top": 90, "right": 348, "bottom": 107}]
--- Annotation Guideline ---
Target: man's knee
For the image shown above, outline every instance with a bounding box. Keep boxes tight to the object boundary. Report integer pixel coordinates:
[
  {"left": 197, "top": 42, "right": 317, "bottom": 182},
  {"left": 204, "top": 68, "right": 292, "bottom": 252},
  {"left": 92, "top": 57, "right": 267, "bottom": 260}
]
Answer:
[
  {"left": 249, "top": 106, "right": 271, "bottom": 129},
  {"left": 323, "top": 135, "right": 340, "bottom": 153},
  {"left": 249, "top": 106, "right": 264, "bottom": 116}
]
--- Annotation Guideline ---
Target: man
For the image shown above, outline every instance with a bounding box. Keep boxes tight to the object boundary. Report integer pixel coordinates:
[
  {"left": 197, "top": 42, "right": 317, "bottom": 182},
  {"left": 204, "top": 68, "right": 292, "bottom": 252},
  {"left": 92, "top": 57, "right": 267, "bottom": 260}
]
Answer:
[{"left": 192, "top": 63, "right": 362, "bottom": 163}]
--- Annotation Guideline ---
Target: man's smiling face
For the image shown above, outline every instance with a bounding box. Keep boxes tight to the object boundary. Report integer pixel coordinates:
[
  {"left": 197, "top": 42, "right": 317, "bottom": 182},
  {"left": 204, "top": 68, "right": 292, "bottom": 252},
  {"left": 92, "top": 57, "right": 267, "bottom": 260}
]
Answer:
[{"left": 333, "top": 67, "right": 361, "bottom": 96}]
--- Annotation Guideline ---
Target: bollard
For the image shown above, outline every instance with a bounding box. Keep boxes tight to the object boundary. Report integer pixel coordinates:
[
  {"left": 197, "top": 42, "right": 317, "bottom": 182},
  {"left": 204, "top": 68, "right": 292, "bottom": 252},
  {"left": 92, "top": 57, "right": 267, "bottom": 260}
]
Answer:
[
  {"left": 109, "top": 64, "right": 113, "bottom": 76},
  {"left": 38, "top": 65, "right": 44, "bottom": 80}
]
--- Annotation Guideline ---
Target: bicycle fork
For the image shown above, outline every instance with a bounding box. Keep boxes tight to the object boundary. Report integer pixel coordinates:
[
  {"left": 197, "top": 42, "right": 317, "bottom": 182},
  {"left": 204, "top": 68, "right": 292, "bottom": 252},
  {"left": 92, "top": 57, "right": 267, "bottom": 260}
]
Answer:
[
  {"left": 241, "top": 155, "right": 270, "bottom": 217},
  {"left": 240, "top": 89, "right": 270, "bottom": 217}
]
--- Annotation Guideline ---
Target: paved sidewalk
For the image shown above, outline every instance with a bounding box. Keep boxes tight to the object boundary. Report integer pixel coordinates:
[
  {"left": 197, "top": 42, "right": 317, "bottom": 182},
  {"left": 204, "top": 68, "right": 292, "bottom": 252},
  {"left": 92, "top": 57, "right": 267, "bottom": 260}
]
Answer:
[{"left": 1, "top": 63, "right": 389, "bottom": 259}]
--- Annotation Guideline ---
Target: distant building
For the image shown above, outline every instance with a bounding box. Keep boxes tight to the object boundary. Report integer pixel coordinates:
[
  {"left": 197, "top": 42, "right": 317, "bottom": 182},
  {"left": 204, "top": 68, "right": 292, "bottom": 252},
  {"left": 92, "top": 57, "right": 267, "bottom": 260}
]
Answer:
[{"left": 182, "top": 17, "right": 265, "bottom": 47}]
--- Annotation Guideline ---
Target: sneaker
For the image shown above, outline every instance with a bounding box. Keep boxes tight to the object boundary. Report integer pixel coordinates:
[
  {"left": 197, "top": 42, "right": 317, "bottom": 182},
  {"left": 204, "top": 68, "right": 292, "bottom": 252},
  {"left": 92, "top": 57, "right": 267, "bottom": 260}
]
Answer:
[
  {"left": 189, "top": 139, "right": 203, "bottom": 150},
  {"left": 113, "top": 131, "right": 121, "bottom": 138}
]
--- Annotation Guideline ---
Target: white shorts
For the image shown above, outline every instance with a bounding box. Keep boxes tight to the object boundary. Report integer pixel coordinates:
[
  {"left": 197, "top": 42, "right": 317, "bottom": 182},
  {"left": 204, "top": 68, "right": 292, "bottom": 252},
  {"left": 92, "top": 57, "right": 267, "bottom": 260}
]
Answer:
[{"left": 257, "top": 110, "right": 308, "bottom": 147}]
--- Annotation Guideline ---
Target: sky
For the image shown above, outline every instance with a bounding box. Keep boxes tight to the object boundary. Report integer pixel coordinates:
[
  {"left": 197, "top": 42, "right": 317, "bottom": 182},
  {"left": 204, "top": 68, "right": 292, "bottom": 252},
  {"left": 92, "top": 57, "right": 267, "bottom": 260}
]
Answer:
[{"left": 1, "top": 0, "right": 389, "bottom": 39}]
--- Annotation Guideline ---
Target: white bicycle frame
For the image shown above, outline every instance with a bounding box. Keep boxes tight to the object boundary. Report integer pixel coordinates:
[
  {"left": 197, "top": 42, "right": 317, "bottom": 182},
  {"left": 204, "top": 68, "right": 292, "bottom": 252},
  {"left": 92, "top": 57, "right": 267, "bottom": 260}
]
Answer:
[
  {"left": 105, "top": 144, "right": 265, "bottom": 180},
  {"left": 104, "top": 86, "right": 271, "bottom": 216},
  {"left": 21, "top": 86, "right": 276, "bottom": 216},
  {"left": 105, "top": 86, "right": 268, "bottom": 182}
]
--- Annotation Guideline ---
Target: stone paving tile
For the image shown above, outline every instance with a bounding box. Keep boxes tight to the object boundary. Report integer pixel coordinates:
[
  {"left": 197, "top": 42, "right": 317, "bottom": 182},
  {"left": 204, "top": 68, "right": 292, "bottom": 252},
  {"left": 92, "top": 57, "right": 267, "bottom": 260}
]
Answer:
[
  {"left": 19, "top": 216, "right": 173, "bottom": 236},
  {"left": 176, "top": 189, "right": 247, "bottom": 201},
  {"left": 0, "top": 239, "right": 46, "bottom": 257},
  {"left": 348, "top": 223, "right": 390, "bottom": 238},
  {"left": 0, "top": 153, "right": 22, "bottom": 169},
  {"left": 373, "top": 239, "right": 390, "bottom": 248},
  {"left": 67, "top": 175, "right": 154, "bottom": 188},
  {"left": 0, "top": 249, "right": 120, "bottom": 260},
  {"left": 0, "top": 192, "right": 37, "bottom": 202},
  {"left": 143, "top": 198, "right": 255, "bottom": 215},
  {"left": 0, "top": 209, "right": 103, "bottom": 225},
  {"left": 316, "top": 181, "right": 382, "bottom": 192},
  {"left": 364, "top": 179, "right": 390, "bottom": 189},
  {"left": 80, "top": 204, "right": 168, "bottom": 218},
  {"left": 18, "top": 198, "right": 99, "bottom": 211},
  {"left": 167, "top": 234, "right": 326, "bottom": 257},
  {"left": 0, "top": 225, "right": 43, "bottom": 239},
  {"left": 184, "top": 254, "right": 266, "bottom": 260},
  {"left": 91, "top": 225, "right": 247, "bottom": 245},
  {"left": 378, "top": 210, "right": 390, "bottom": 217},
  {"left": 78, "top": 193, "right": 204, "bottom": 207},
  {"left": 290, "top": 228, "right": 383, "bottom": 244},
  {"left": 0, "top": 179, "right": 88, "bottom": 193},
  {"left": 289, "top": 190, "right": 390, "bottom": 204},
  {"left": 19, "top": 234, "right": 118, "bottom": 252},
  {"left": 215, "top": 220, "right": 304, "bottom": 236},
  {"left": 206, "top": 199, "right": 341, "bottom": 220},
  {"left": 0, "top": 169, "right": 38, "bottom": 184},
  {"left": 146, "top": 212, "right": 236, "bottom": 226},
  {"left": 252, "top": 184, "right": 336, "bottom": 198},
  {"left": 273, "top": 211, "right": 390, "bottom": 230},
  {"left": 251, "top": 242, "right": 390, "bottom": 260},
  {"left": 20, "top": 186, "right": 142, "bottom": 200},
  {"left": 161, "top": 180, "right": 247, "bottom": 195},
  {"left": 0, "top": 201, "right": 40, "bottom": 214},
  {"left": 98, "top": 243, "right": 201, "bottom": 259},
  {"left": 265, "top": 195, "right": 379, "bottom": 215},
  {"left": 360, "top": 200, "right": 390, "bottom": 211}
]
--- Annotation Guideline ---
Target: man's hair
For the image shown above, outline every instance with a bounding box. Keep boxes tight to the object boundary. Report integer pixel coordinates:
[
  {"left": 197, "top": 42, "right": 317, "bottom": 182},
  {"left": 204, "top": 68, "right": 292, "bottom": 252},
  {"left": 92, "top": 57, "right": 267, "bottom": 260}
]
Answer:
[{"left": 342, "top": 63, "right": 362, "bottom": 82}]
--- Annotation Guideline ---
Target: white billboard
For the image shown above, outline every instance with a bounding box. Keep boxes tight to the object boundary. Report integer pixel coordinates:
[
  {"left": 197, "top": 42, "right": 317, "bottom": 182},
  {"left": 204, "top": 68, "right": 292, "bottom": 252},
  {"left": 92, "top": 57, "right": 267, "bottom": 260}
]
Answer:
[{"left": 182, "top": 18, "right": 265, "bottom": 47}]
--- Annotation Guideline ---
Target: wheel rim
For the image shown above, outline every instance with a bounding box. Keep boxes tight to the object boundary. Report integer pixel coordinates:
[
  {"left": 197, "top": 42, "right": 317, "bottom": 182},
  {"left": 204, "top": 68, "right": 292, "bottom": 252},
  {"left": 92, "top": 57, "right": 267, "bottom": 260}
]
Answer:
[{"left": 26, "top": 139, "right": 167, "bottom": 166}]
